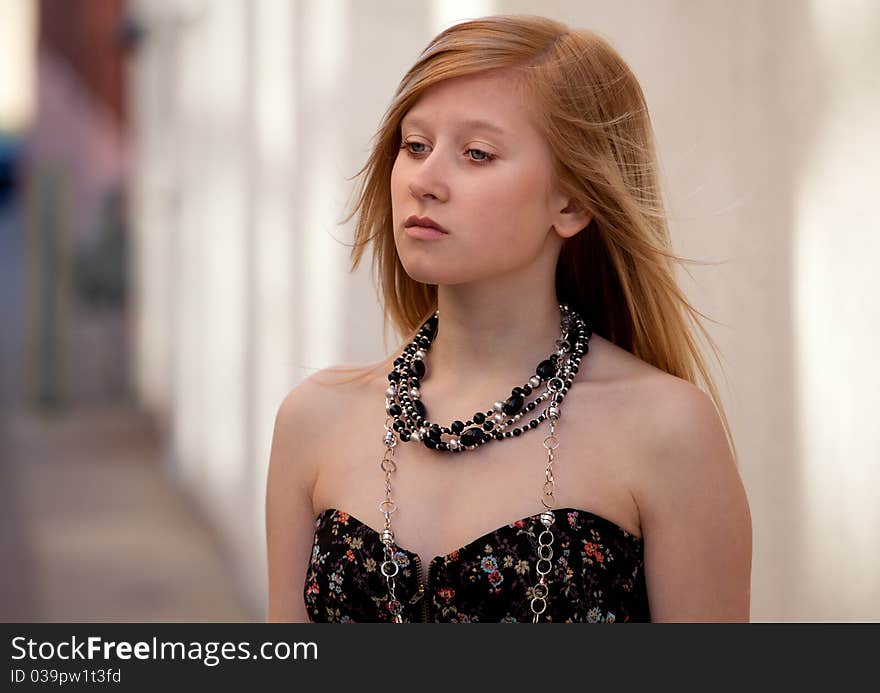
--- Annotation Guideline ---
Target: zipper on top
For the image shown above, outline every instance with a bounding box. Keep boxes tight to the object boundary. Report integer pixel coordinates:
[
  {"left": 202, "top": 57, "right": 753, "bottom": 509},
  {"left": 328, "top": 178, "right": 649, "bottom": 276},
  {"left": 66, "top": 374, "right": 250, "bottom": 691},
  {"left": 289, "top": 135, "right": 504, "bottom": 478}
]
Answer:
[{"left": 410, "top": 555, "right": 432, "bottom": 622}]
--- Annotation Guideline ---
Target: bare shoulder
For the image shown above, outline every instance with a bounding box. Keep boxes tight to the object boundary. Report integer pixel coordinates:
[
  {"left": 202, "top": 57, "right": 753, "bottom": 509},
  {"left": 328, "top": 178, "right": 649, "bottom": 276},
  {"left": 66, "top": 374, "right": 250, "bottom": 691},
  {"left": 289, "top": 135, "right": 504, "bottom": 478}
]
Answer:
[
  {"left": 583, "top": 334, "right": 737, "bottom": 473},
  {"left": 306, "top": 357, "right": 393, "bottom": 394},
  {"left": 271, "top": 367, "right": 357, "bottom": 471},
  {"left": 264, "top": 359, "right": 389, "bottom": 622},
  {"left": 264, "top": 372, "right": 332, "bottom": 622},
  {"left": 585, "top": 336, "right": 752, "bottom": 621},
  {"left": 631, "top": 362, "right": 751, "bottom": 538},
  {"left": 625, "top": 360, "right": 740, "bottom": 506},
  {"left": 278, "top": 357, "right": 390, "bottom": 443}
]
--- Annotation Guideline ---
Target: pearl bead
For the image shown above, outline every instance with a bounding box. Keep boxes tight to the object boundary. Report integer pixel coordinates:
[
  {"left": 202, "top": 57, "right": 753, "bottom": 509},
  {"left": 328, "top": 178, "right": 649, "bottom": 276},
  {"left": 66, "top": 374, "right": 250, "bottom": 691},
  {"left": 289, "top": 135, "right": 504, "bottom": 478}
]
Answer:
[
  {"left": 493, "top": 401, "right": 504, "bottom": 412},
  {"left": 494, "top": 412, "right": 505, "bottom": 424},
  {"left": 415, "top": 349, "right": 426, "bottom": 360},
  {"left": 529, "top": 376, "right": 541, "bottom": 388},
  {"left": 410, "top": 387, "right": 420, "bottom": 398},
  {"left": 386, "top": 385, "right": 396, "bottom": 398},
  {"left": 411, "top": 431, "right": 421, "bottom": 441},
  {"left": 448, "top": 439, "right": 460, "bottom": 450}
]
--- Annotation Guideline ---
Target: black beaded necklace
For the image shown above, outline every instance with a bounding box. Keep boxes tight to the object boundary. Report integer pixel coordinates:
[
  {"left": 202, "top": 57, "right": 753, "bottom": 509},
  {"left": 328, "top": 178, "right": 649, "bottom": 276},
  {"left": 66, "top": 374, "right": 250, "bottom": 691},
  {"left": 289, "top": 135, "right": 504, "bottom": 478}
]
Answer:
[
  {"left": 384, "top": 303, "right": 591, "bottom": 453},
  {"left": 377, "top": 303, "right": 592, "bottom": 622}
]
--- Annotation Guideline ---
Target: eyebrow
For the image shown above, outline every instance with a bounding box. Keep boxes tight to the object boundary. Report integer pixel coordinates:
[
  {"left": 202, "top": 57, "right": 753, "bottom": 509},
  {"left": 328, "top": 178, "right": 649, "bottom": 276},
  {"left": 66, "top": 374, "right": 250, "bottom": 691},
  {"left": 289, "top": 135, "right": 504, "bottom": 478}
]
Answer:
[{"left": 400, "top": 114, "right": 508, "bottom": 137}]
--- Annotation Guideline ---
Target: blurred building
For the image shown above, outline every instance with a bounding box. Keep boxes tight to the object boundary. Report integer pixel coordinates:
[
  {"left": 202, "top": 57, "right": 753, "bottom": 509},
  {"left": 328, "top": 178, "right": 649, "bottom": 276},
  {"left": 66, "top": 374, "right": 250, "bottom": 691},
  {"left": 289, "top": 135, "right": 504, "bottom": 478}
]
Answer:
[
  {"left": 1, "top": 0, "right": 255, "bottom": 622},
  {"left": 20, "top": 0, "right": 131, "bottom": 408}
]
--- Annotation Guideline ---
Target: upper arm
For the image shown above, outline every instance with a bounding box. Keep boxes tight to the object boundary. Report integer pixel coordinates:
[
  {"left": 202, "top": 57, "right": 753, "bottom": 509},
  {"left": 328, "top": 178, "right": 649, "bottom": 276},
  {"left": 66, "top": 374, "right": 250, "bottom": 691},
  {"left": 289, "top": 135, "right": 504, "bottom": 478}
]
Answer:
[
  {"left": 635, "top": 380, "right": 753, "bottom": 622},
  {"left": 265, "top": 381, "right": 322, "bottom": 622}
]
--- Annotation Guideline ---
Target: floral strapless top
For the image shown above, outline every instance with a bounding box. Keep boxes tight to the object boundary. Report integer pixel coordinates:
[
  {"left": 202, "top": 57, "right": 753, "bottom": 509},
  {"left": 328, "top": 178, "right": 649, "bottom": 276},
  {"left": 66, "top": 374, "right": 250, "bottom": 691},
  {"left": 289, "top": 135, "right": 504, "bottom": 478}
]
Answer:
[{"left": 304, "top": 507, "right": 650, "bottom": 623}]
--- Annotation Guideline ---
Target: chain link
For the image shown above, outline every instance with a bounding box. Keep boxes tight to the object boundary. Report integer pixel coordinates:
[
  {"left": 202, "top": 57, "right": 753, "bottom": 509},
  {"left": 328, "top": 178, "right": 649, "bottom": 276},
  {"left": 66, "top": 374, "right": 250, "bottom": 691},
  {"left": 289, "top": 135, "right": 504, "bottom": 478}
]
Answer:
[
  {"left": 378, "top": 416, "right": 405, "bottom": 622},
  {"left": 531, "top": 415, "right": 559, "bottom": 623}
]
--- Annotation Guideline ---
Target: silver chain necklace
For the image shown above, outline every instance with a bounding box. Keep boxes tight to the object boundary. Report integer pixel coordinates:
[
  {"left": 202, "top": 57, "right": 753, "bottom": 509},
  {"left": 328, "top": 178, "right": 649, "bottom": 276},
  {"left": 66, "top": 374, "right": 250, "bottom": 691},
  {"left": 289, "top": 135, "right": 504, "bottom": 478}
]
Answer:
[{"left": 377, "top": 304, "right": 591, "bottom": 622}]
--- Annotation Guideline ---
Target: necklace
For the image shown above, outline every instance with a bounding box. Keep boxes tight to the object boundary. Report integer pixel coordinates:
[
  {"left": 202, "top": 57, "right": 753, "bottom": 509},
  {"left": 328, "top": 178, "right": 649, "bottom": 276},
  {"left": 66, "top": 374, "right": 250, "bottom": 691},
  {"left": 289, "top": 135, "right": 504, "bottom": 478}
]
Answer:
[{"left": 377, "top": 303, "right": 591, "bottom": 622}]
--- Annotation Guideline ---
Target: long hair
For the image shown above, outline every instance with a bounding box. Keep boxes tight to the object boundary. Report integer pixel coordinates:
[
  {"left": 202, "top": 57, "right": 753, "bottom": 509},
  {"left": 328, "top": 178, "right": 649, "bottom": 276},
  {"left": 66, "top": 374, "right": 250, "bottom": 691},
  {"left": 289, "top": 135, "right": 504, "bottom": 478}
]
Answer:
[{"left": 339, "top": 15, "right": 736, "bottom": 459}]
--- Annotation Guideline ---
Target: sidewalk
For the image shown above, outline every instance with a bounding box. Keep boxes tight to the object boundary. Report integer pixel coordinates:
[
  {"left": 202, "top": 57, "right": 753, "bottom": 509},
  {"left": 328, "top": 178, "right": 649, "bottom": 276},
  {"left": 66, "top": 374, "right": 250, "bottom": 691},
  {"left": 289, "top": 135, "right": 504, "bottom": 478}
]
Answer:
[{"left": 0, "top": 403, "right": 258, "bottom": 622}]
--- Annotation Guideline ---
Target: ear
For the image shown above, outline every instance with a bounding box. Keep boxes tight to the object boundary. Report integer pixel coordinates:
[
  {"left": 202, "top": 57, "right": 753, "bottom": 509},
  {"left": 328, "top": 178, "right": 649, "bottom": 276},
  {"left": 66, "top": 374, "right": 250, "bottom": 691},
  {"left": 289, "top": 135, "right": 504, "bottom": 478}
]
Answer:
[{"left": 552, "top": 197, "right": 592, "bottom": 239}]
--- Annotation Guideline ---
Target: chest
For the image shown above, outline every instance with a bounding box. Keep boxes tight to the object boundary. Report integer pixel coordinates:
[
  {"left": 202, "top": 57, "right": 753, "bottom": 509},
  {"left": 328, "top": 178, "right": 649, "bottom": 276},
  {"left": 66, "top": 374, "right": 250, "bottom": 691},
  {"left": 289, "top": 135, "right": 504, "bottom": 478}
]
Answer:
[
  {"left": 305, "top": 504, "right": 650, "bottom": 623},
  {"left": 309, "top": 383, "right": 643, "bottom": 570}
]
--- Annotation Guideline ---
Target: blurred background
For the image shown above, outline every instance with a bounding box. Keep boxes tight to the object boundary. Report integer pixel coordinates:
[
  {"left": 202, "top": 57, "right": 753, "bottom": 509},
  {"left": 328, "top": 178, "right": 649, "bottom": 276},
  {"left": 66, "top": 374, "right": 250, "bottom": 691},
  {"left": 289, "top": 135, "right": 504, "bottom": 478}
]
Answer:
[{"left": 0, "top": 0, "right": 877, "bottom": 622}]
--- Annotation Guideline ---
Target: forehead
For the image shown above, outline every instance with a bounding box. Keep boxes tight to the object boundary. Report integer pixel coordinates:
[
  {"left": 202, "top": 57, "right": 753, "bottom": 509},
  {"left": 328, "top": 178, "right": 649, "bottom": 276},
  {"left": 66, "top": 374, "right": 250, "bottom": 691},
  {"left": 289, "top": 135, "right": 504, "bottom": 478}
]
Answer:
[{"left": 401, "top": 71, "right": 537, "bottom": 136}]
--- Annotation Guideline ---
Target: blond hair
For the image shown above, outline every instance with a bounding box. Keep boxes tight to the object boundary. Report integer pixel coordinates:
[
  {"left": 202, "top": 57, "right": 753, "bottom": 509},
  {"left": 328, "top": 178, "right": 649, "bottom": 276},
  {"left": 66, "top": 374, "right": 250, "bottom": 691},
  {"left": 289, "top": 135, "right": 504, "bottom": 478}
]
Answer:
[{"left": 339, "top": 15, "right": 735, "bottom": 459}]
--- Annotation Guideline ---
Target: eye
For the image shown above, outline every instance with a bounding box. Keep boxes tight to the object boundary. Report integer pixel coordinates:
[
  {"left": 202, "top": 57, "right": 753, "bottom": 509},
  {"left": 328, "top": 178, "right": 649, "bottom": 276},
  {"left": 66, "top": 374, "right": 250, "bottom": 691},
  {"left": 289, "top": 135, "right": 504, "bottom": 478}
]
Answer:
[
  {"left": 402, "top": 141, "right": 429, "bottom": 155},
  {"left": 465, "top": 148, "right": 495, "bottom": 163},
  {"left": 400, "top": 141, "right": 496, "bottom": 164}
]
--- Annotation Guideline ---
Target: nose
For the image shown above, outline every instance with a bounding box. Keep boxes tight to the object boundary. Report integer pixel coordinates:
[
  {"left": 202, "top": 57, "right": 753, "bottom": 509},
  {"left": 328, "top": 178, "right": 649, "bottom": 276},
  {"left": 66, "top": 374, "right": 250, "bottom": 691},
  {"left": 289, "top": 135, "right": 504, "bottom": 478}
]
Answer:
[
  {"left": 409, "top": 180, "right": 441, "bottom": 200},
  {"left": 406, "top": 149, "right": 449, "bottom": 202}
]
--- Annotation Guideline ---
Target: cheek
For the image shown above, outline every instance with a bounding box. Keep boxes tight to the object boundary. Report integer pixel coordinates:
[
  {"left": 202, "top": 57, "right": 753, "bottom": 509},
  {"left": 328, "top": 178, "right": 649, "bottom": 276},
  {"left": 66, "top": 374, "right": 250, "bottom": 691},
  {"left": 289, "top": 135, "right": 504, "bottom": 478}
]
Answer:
[
  {"left": 463, "top": 168, "right": 550, "bottom": 248},
  {"left": 390, "top": 147, "right": 413, "bottom": 193},
  {"left": 390, "top": 158, "right": 404, "bottom": 206}
]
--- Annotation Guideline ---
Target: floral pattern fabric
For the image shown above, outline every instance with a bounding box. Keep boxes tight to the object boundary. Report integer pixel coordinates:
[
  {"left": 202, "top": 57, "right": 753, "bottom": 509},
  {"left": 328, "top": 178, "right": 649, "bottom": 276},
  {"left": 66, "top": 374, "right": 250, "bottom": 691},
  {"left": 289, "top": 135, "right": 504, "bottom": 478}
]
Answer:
[{"left": 304, "top": 507, "right": 650, "bottom": 623}]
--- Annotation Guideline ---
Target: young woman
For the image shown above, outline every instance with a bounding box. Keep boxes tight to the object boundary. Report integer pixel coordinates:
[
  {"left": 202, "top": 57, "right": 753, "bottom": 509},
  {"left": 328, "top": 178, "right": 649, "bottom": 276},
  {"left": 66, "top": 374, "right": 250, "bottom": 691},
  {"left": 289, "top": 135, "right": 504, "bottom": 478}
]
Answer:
[{"left": 266, "top": 15, "right": 752, "bottom": 623}]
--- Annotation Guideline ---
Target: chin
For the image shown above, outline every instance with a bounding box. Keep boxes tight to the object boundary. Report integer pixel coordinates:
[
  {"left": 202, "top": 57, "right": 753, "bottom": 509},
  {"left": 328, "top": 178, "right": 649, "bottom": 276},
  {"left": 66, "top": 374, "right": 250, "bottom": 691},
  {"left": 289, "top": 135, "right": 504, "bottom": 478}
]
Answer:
[{"left": 398, "top": 254, "right": 467, "bottom": 286}]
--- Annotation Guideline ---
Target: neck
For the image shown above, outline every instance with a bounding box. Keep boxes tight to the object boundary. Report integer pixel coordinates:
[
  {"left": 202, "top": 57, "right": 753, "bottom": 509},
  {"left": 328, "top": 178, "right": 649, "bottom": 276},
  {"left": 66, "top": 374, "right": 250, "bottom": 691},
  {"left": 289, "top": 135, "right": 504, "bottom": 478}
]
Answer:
[{"left": 422, "top": 279, "right": 563, "bottom": 401}]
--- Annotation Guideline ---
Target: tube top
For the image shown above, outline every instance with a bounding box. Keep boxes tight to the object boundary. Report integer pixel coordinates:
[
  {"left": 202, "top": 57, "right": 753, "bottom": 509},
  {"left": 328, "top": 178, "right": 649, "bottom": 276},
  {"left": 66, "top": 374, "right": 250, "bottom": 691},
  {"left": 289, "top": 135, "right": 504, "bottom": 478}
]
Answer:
[{"left": 304, "top": 507, "right": 650, "bottom": 622}]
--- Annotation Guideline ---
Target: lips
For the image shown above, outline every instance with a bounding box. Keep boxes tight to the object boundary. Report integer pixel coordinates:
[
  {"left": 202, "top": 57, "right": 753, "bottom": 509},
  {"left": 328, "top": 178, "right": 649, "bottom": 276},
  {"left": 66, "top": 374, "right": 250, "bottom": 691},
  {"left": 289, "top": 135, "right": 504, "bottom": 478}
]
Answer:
[{"left": 404, "top": 215, "right": 448, "bottom": 233}]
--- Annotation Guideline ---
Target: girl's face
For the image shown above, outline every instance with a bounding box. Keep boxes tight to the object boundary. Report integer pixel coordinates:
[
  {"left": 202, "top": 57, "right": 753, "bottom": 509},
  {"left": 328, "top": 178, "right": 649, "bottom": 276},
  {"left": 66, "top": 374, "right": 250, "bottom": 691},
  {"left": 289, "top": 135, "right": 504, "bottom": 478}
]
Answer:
[{"left": 390, "top": 70, "right": 567, "bottom": 287}]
